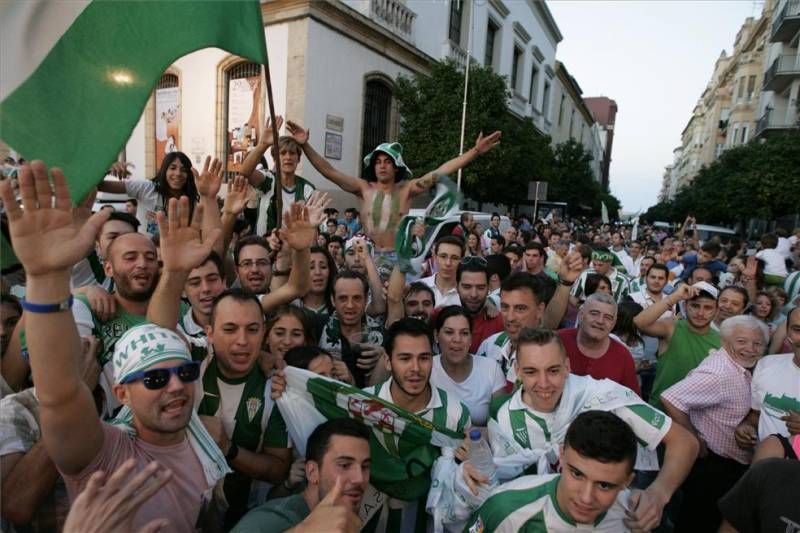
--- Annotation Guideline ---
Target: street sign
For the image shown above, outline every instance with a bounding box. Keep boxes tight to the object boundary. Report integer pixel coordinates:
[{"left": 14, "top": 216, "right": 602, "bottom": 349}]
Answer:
[{"left": 528, "top": 181, "right": 548, "bottom": 201}]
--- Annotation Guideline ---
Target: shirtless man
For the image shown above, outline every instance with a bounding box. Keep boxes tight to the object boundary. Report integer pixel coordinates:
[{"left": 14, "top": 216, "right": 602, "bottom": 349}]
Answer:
[{"left": 285, "top": 121, "right": 500, "bottom": 255}]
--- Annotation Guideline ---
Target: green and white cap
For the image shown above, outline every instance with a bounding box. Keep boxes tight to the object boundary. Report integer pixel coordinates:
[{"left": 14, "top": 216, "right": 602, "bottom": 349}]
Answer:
[
  {"left": 362, "top": 142, "right": 412, "bottom": 182},
  {"left": 113, "top": 323, "right": 190, "bottom": 384}
]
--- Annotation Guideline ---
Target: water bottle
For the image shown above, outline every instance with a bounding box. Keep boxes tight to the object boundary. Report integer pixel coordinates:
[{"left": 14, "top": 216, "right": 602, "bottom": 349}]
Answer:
[{"left": 468, "top": 429, "right": 498, "bottom": 487}]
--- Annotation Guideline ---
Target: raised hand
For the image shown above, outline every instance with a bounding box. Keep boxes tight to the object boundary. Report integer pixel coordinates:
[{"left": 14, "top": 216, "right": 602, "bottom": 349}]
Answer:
[
  {"left": 156, "top": 197, "right": 221, "bottom": 273},
  {"left": 474, "top": 131, "right": 502, "bottom": 155},
  {"left": 108, "top": 161, "right": 134, "bottom": 180},
  {"left": 286, "top": 120, "right": 309, "bottom": 145},
  {"left": 261, "top": 115, "right": 284, "bottom": 147},
  {"left": 0, "top": 161, "right": 111, "bottom": 277},
  {"left": 63, "top": 459, "right": 172, "bottom": 533},
  {"left": 193, "top": 156, "right": 223, "bottom": 199},
  {"left": 305, "top": 191, "right": 332, "bottom": 227},
  {"left": 558, "top": 250, "right": 585, "bottom": 284},
  {"left": 292, "top": 476, "right": 361, "bottom": 533},
  {"left": 223, "top": 175, "right": 252, "bottom": 216},
  {"left": 280, "top": 203, "right": 316, "bottom": 251}
]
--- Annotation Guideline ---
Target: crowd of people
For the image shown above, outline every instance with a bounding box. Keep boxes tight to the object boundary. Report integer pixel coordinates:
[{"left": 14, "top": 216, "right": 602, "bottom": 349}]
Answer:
[{"left": 0, "top": 118, "right": 798, "bottom": 533}]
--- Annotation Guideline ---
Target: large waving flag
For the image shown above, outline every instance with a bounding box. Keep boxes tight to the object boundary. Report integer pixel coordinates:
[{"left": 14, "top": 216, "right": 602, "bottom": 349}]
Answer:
[
  {"left": 277, "top": 367, "right": 464, "bottom": 501},
  {"left": 0, "top": 0, "right": 267, "bottom": 204}
]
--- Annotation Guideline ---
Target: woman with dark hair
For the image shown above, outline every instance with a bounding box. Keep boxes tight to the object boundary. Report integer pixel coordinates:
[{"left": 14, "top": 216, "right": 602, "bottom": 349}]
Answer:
[
  {"left": 584, "top": 273, "right": 613, "bottom": 300},
  {"left": 261, "top": 305, "right": 316, "bottom": 376},
  {"left": 612, "top": 301, "right": 654, "bottom": 401},
  {"left": 430, "top": 305, "right": 505, "bottom": 426},
  {"left": 300, "top": 246, "right": 337, "bottom": 338},
  {"left": 98, "top": 151, "right": 199, "bottom": 236}
]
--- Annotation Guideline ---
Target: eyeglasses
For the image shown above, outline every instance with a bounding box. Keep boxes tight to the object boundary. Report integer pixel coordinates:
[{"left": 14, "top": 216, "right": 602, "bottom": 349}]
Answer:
[
  {"left": 460, "top": 256, "right": 487, "bottom": 267},
  {"left": 436, "top": 253, "right": 462, "bottom": 264},
  {"left": 238, "top": 259, "right": 270, "bottom": 269},
  {"left": 120, "top": 361, "right": 201, "bottom": 390}
]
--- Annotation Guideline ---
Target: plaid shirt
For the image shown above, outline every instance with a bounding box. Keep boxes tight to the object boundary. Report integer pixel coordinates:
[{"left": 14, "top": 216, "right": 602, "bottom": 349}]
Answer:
[
  {"left": 661, "top": 348, "right": 753, "bottom": 464},
  {"left": 0, "top": 389, "right": 69, "bottom": 533}
]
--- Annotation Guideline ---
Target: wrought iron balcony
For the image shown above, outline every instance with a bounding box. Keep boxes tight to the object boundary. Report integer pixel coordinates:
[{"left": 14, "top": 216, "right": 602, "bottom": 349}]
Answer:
[
  {"left": 755, "top": 108, "right": 799, "bottom": 138},
  {"left": 762, "top": 54, "right": 800, "bottom": 93},
  {"left": 771, "top": 0, "right": 800, "bottom": 42}
]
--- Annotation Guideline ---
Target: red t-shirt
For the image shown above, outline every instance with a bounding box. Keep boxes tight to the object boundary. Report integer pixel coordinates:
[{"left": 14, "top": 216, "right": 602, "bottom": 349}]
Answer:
[
  {"left": 470, "top": 311, "right": 505, "bottom": 354},
  {"left": 558, "top": 328, "right": 642, "bottom": 396}
]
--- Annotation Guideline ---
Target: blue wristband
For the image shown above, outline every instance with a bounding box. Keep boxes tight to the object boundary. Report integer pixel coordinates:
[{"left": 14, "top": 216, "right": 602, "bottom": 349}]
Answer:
[{"left": 20, "top": 296, "right": 74, "bottom": 313}]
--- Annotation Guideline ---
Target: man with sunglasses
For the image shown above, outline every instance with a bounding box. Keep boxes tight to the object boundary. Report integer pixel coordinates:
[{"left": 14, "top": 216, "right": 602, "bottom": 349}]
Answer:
[
  {"left": 456, "top": 256, "right": 503, "bottom": 353},
  {"left": 419, "top": 235, "right": 464, "bottom": 309},
  {"left": 0, "top": 164, "right": 227, "bottom": 531}
]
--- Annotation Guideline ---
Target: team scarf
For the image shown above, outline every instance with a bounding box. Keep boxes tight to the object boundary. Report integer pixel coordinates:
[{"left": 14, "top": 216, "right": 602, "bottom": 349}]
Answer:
[
  {"left": 276, "top": 367, "right": 464, "bottom": 501},
  {"left": 395, "top": 175, "right": 462, "bottom": 274},
  {"left": 110, "top": 323, "right": 231, "bottom": 487}
]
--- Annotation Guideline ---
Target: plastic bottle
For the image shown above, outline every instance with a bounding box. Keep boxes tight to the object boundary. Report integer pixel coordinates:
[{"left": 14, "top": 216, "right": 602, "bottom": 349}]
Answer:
[{"left": 468, "top": 429, "right": 498, "bottom": 487}]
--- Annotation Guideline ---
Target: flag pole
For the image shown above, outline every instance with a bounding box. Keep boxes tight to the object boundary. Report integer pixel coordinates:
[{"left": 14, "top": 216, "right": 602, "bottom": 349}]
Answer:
[
  {"left": 262, "top": 46, "right": 282, "bottom": 229},
  {"left": 456, "top": 0, "right": 474, "bottom": 192}
]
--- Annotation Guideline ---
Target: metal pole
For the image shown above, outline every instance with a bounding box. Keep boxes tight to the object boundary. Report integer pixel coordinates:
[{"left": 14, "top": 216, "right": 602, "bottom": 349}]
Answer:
[
  {"left": 456, "top": 0, "right": 474, "bottom": 192},
  {"left": 533, "top": 182, "right": 540, "bottom": 222},
  {"left": 263, "top": 55, "right": 282, "bottom": 228}
]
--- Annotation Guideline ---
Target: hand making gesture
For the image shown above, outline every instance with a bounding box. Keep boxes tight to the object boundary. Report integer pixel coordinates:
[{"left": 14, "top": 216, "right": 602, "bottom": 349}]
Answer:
[
  {"left": 193, "top": 156, "right": 223, "bottom": 199},
  {"left": 156, "top": 197, "right": 221, "bottom": 274}
]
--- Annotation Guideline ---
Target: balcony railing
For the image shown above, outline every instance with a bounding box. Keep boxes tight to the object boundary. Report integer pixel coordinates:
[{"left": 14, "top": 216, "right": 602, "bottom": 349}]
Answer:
[
  {"left": 443, "top": 40, "right": 468, "bottom": 69},
  {"left": 763, "top": 54, "right": 800, "bottom": 92},
  {"left": 755, "top": 108, "right": 800, "bottom": 137},
  {"left": 370, "top": 0, "right": 416, "bottom": 41},
  {"left": 771, "top": 0, "right": 800, "bottom": 42}
]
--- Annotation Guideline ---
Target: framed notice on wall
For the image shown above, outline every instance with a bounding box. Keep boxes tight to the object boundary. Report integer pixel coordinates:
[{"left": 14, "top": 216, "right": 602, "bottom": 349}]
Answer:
[
  {"left": 325, "top": 132, "right": 342, "bottom": 160},
  {"left": 155, "top": 87, "right": 179, "bottom": 169},
  {"left": 226, "top": 76, "right": 262, "bottom": 174}
]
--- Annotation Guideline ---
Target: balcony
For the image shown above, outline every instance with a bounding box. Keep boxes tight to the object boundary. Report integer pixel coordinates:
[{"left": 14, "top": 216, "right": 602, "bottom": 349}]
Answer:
[
  {"left": 370, "top": 0, "right": 415, "bottom": 42},
  {"left": 443, "top": 40, "right": 468, "bottom": 69},
  {"left": 763, "top": 54, "right": 800, "bottom": 92},
  {"left": 755, "top": 108, "right": 799, "bottom": 138},
  {"left": 771, "top": 0, "right": 800, "bottom": 43}
]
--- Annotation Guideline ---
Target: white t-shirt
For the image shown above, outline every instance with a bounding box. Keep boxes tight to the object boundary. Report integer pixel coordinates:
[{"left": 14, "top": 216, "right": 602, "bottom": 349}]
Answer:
[
  {"left": 755, "top": 248, "right": 788, "bottom": 277},
  {"left": 124, "top": 179, "right": 163, "bottom": 237},
  {"left": 751, "top": 353, "right": 800, "bottom": 440},
  {"left": 430, "top": 355, "right": 506, "bottom": 426},
  {"left": 419, "top": 274, "right": 461, "bottom": 308}
]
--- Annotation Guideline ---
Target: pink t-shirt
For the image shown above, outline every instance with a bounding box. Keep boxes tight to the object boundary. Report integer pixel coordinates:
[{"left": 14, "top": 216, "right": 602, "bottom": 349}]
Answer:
[{"left": 63, "top": 423, "right": 211, "bottom": 533}]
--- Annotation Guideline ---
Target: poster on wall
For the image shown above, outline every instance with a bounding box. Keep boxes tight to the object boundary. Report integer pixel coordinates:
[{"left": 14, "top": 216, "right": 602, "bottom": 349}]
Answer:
[
  {"left": 227, "top": 76, "right": 262, "bottom": 174},
  {"left": 155, "top": 87, "right": 179, "bottom": 169}
]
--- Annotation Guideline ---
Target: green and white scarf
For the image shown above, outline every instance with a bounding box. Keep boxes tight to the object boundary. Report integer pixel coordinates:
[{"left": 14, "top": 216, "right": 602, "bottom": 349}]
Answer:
[{"left": 110, "top": 323, "right": 231, "bottom": 487}]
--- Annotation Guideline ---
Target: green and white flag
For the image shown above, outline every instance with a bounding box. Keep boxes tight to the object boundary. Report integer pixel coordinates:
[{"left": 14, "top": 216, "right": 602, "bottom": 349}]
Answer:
[
  {"left": 395, "top": 175, "right": 462, "bottom": 274},
  {"left": 601, "top": 201, "right": 609, "bottom": 224},
  {"left": 277, "top": 367, "right": 464, "bottom": 500},
  {"left": 0, "top": 0, "right": 267, "bottom": 204}
]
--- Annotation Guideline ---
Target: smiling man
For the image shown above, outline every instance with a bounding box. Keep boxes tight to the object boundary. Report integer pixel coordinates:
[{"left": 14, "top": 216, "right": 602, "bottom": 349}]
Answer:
[
  {"left": 177, "top": 252, "right": 226, "bottom": 360},
  {"left": 465, "top": 411, "right": 639, "bottom": 532}
]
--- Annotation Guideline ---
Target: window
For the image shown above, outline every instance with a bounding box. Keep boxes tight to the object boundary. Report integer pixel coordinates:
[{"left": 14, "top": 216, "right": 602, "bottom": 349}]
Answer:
[
  {"left": 362, "top": 79, "right": 393, "bottom": 176},
  {"left": 747, "top": 75, "right": 756, "bottom": 101},
  {"left": 741, "top": 124, "right": 749, "bottom": 144},
  {"left": 569, "top": 109, "right": 575, "bottom": 138},
  {"left": 511, "top": 47, "right": 522, "bottom": 91},
  {"left": 485, "top": 20, "right": 498, "bottom": 68},
  {"left": 730, "top": 123, "right": 739, "bottom": 146},
  {"left": 558, "top": 94, "right": 566, "bottom": 126},
  {"left": 542, "top": 80, "right": 551, "bottom": 121},
  {"left": 224, "top": 61, "right": 261, "bottom": 179},
  {"left": 529, "top": 64, "right": 539, "bottom": 108},
  {"left": 449, "top": 0, "right": 463, "bottom": 45},
  {"left": 737, "top": 76, "right": 745, "bottom": 101}
]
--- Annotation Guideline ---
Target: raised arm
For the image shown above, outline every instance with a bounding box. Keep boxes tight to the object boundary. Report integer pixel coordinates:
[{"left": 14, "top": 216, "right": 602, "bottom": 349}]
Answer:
[
  {"left": 543, "top": 251, "right": 584, "bottom": 330},
  {"left": 239, "top": 115, "right": 283, "bottom": 187},
  {"left": 409, "top": 131, "right": 501, "bottom": 197},
  {"left": 193, "top": 156, "right": 225, "bottom": 258},
  {"left": 358, "top": 241, "right": 386, "bottom": 316},
  {"left": 260, "top": 203, "right": 314, "bottom": 313},
  {"left": 633, "top": 284, "right": 693, "bottom": 339},
  {"left": 288, "top": 120, "right": 364, "bottom": 196},
  {"left": 385, "top": 265, "right": 406, "bottom": 327},
  {"left": 0, "top": 161, "right": 111, "bottom": 475},
  {"left": 146, "top": 197, "right": 221, "bottom": 330}
]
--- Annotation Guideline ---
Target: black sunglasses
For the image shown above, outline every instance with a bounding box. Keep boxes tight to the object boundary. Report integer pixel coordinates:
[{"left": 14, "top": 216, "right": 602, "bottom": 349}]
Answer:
[
  {"left": 120, "top": 361, "right": 201, "bottom": 390},
  {"left": 460, "top": 256, "right": 488, "bottom": 267}
]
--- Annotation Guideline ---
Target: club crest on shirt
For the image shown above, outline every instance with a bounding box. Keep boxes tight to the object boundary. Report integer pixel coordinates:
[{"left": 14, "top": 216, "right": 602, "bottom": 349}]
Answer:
[{"left": 246, "top": 397, "right": 261, "bottom": 422}]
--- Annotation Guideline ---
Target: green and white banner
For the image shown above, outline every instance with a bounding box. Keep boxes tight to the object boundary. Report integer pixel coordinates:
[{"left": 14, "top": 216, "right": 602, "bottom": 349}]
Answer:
[
  {"left": 0, "top": 0, "right": 267, "bottom": 203},
  {"left": 277, "top": 367, "right": 464, "bottom": 501}
]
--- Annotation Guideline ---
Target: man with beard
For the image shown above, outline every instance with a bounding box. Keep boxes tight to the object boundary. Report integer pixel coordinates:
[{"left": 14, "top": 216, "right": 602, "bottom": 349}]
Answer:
[
  {"left": 0, "top": 165, "right": 227, "bottom": 531},
  {"left": 403, "top": 282, "right": 435, "bottom": 323},
  {"left": 234, "top": 235, "right": 273, "bottom": 296},
  {"left": 456, "top": 257, "right": 503, "bottom": 353},
  {"left": 634, "top": 281, "right": 722, "bottom": 409},
  {"left": 477, "top": 272, "right": 550, "bottom": 385},
  {"left": 231, "top": 419, "right": 369, "bottom": 533},
  {"left": 341, "top": 236, "right": 386, "bottom": 317}
]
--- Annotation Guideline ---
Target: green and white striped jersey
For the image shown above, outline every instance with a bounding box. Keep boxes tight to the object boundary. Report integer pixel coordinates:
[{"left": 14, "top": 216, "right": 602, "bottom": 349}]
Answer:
[
  {"left": 466, "top": 474, "right": 631, "bottom": 532},
  {"left": 571, "top": 267, "right": 630, "bottom": 302}
]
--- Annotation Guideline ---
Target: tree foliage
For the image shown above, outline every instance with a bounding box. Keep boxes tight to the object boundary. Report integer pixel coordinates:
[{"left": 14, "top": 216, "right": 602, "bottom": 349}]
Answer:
[
  {"left": 644, "top": 133, "right": 800, "bottom": 224},
  {"left": 395, "top": 60, "right": 620, "bottom": 216}
]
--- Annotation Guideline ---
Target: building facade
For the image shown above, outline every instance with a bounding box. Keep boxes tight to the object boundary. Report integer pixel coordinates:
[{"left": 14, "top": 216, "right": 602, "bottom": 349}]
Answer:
[
  {"left": 584, "top": 96, "right": 618, "bottom": 190},
  {"left": 755, "top": 0, "right": 800, "bottom": 138}
]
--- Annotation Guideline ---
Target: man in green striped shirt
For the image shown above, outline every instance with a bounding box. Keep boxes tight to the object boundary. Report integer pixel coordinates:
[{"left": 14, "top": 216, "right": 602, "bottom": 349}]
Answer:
[
  {"left": 571, "top": 248, "right": 630, "bottom": 303},
  {"left": 466, "top": 411, "right": 638, "bottom": 532}
]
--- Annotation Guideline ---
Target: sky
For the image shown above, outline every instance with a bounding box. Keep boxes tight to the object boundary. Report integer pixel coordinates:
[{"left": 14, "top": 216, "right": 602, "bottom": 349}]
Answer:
[{"left": 547, "top": 0, "right": 764, "bottom": 213}]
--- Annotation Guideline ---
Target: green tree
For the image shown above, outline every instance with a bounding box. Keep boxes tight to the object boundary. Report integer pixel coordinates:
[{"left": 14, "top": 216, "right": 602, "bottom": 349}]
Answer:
[{"left": 549, "top": 139, "right": 601, "bottom": 217}]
